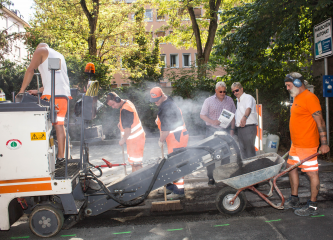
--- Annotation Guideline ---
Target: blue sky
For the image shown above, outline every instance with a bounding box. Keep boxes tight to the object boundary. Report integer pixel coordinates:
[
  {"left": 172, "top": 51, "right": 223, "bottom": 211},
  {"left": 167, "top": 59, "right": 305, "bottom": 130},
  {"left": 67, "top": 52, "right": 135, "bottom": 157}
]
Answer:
[{"left": 10, "top": 0, "right": 35, "bottom": 22}]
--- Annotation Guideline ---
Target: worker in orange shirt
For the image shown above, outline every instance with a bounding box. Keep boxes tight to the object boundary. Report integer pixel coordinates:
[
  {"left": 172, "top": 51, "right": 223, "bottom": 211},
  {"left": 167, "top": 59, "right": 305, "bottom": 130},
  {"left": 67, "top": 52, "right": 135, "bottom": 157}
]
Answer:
[
  {"left": 283, "top": 72, "right": 330, "bottom": 216},
  {"left": 106, "top": 92, "right": 145, "bottom": 172},
  {"left": 150, "top": 87, "right": 189, "bottom": 200},
  {"left": 18, "top": 43, "right": 71, "bottom": 167}
]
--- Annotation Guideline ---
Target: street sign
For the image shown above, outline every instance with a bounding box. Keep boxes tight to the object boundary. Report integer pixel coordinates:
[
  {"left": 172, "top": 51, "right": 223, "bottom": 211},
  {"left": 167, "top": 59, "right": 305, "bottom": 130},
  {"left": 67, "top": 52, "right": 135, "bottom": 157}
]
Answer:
[{"left": 314, "top": 18, "right": 332, "bottom": 60}]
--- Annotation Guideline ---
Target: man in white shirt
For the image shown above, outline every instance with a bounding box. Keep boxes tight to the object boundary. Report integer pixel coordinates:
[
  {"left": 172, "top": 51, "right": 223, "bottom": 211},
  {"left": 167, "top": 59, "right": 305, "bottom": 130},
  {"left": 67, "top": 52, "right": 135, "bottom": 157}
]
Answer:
[
  {"left": 18, "top": 43, "right": 71, "bottom": 167},
  {"left": 231, "top": 82, "right": 258, "bottom": 159}
]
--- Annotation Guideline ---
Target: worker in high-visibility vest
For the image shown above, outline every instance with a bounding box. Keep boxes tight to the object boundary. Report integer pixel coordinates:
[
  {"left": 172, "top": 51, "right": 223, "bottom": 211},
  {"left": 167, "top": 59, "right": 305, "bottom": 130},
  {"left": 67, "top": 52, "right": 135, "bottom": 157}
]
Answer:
[
  {"left": 150, "top": 87, "right": 189, "bottom": 200},
  {"left": 106, "top": 92, "right": 145, "bottom": 172}
]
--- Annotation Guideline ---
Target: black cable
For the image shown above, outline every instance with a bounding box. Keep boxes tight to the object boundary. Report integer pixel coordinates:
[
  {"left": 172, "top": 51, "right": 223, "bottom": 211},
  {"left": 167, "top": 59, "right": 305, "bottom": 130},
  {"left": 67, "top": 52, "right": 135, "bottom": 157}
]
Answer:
[{"left": 87, "top": 157, "right": 167, "bottom": 207}]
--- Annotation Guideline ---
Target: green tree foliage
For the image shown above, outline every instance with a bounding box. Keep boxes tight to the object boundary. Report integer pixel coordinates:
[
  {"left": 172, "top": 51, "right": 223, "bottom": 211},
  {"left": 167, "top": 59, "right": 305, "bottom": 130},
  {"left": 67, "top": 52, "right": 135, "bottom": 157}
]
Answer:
[
  {"left": 27, "top": 0, "right": 150, "bottom": 74},
  {"left": 0, "top": 60, "right": 36, "bottom": 99},
  {"left": 151, "top": 0, "right": 244, "bottom": 77},
  {"left": 122, "top": 7, "right": 162, "bottom": 86},
  {"left": 213, "top": 0, "right": 333, "bottom": 146},
  {"left": 66, "top": 55, "right": 111, "bottom": 91}
]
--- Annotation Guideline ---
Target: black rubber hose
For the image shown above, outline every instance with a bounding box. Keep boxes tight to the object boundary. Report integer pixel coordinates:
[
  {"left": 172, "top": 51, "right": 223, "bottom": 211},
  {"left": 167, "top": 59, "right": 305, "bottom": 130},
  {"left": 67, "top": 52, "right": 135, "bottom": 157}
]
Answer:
[{"left": 88, "top": 157, "right": 167, "bottom": 207}]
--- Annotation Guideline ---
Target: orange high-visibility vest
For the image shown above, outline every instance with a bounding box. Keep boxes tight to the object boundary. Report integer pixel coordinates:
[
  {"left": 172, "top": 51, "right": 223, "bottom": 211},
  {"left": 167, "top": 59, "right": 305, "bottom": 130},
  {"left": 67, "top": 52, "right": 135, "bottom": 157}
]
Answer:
[
  {"left": 156, "top": 108, "right": 188, "bottom": 154},
  {"left": 119, "top": 100, "right": 145, "bottom": 141}
]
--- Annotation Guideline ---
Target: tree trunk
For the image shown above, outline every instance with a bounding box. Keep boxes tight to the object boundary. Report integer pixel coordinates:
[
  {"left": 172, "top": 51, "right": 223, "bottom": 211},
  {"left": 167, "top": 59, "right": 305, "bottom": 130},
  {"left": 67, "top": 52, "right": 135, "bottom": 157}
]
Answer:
[
  {"left": 80, "top": 0, "right": 99, "bottom": 56},
  {"left": 187, "top": 0, "right": 222, "bottom": 78}
]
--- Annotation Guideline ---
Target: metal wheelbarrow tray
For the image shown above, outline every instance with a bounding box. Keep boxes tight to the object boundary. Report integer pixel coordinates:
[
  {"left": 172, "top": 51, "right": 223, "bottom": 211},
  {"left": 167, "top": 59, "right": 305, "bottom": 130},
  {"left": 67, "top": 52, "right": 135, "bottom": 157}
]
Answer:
[
  {"left": 214, "top": 152, "right": 285, "bottom": 189},
  {"left": 213, "top": 152, "right": 319, "bottom": 215}
]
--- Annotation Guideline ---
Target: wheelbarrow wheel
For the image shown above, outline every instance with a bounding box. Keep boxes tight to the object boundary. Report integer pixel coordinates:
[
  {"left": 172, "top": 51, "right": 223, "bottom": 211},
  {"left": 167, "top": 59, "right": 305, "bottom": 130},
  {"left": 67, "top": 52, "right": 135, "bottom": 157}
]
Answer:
[{"left": 216, "top": 187, "right": 247, "bottom": 215}]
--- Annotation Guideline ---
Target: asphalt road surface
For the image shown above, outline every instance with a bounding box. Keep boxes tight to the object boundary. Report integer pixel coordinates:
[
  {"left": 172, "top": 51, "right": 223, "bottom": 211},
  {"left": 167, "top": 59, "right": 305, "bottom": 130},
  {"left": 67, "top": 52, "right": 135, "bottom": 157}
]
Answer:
[{"left": 2, "top": 201, "right": 333, "bottom": 240}]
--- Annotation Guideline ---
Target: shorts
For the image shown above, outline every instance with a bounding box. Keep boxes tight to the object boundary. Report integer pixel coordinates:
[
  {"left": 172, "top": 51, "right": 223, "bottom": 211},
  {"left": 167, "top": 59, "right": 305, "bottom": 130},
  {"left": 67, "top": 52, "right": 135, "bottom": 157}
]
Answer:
[
  {"left": 126, "top": 132, "right": 145, "bottom": 164},
  {"left": 42, "top": 95, "right": 69, "bottom": 125},
  {"left": 287, "top": 144, "right": 318, "bottom": 172}
]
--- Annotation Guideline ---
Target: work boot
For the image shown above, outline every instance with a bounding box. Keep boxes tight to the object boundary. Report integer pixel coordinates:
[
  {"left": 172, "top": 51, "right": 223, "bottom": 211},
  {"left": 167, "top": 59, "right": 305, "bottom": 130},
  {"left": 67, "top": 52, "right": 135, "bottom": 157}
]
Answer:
[
  {"left": 157, "top": 188, "right": 172, "bottom": 195},
  {"left": 284, "top": 196, "right": 301, "bottom": 209},
  {"left": 166, "top": 192, "right": 185, "bottom": 200},
  {"left": 208, "top": 179, "right": 215, "bottom": 186},
  {"left": 55, "top": 158, "right": 66, "bottom": 168},
  {"left": 294, "top": 200, "right": 319, "bottom": 217}
]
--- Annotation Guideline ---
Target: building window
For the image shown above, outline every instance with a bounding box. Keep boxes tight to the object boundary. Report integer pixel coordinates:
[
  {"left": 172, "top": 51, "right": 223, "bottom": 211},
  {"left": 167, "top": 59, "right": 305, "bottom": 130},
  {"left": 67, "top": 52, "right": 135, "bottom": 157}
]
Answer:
[
  {"left": 195, "top": 53, "right": 198, "bottom": 67},
  {"left": 120, "top": 58, "right": 125, "bottom": 70},
  {"left": 146, "top": 32, "right": 153, "bottom": 40},
  {"left": 145, "top": 9, "right": 153, "bottom": 21},
  {"left": 160, "top": 54, "right": 166, "bottom": 67},
  {"left": 1, "top": 16, "right": 8, "bottom": 30},
  {"left": 182, "top": 53, "right": 191, "bottom": 67},
  {"left": 170, "top": 54, "right": 178, "bottom": 68},
  {"left": 111, "top": 83, "right": 118, "bottom": 88},
  {"left": 156, "top": 9, "right": 165, "bottom": 21},
  {"left": 194, "top": 8, "right": 201, "bottom": 18},
  {"left": 156, "top": 31, "right": 165, "bottom": 38},
  {"left": 121, "top": 83, "right": 130, "bottom": 87},
  {"left": 156, "top": 31, "right": 165, "bottom": 44},
  {"left": 14, "top": 46, "right": 21, "bottom": 61}
]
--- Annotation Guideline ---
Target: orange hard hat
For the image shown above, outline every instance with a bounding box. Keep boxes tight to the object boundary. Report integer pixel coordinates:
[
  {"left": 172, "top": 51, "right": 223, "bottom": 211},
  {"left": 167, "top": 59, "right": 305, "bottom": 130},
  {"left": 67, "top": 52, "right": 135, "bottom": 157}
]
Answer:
[{"left": 85, "top": 62, "right": 95, "bottom": 74}]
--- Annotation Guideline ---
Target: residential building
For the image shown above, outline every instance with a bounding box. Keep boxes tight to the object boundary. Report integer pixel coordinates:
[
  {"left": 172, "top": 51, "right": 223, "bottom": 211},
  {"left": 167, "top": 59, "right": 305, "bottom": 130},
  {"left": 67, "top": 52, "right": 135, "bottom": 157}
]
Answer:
[
  {"left": 112, "top": 6, "right": 226, "bottom": 88},
  {"left": 0, "top": 6, "right": 29, "bottom": 63}
]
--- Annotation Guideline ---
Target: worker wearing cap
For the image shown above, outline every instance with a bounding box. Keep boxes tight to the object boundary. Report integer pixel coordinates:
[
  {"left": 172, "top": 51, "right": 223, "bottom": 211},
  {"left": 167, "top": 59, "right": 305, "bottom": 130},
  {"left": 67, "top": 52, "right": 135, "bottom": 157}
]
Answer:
[
  {"left": 150, "top": 87, "right": 189, "bottom": 200},
  {"left": 106, "top": 92, "right": 145, "bottom": 172},
  {"left": 18, "top": 43, "right": 71, "bottom": 167},
  {"left": 283, "top": 72, "right": 329, "bottom": 216}
]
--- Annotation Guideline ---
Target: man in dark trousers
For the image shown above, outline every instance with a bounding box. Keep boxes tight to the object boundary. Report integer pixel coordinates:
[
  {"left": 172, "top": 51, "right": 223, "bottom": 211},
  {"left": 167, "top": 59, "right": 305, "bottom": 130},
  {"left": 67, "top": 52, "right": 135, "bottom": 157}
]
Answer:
[
  {"left": 283, "top": 72, "right": 329, "bottom": 216},
  {"left": 231, "top": 82, "right": 258, "bottom": 159},
  {"left": 150, "top": 87, "right": 189, "bottom": 200},
  {"left": 200, "top": 81, "right": 236, "bottom": 186}
]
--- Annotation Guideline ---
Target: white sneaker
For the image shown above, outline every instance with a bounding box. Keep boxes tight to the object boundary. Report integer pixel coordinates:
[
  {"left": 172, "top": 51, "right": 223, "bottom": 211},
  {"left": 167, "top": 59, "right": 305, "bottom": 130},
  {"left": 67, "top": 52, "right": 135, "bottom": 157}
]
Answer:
[
  {"left": 166, "top": 192, "right": 185, "bottom": 200},
  {"left": 157, "top": 188, "right": 172, "bottom": 194}
]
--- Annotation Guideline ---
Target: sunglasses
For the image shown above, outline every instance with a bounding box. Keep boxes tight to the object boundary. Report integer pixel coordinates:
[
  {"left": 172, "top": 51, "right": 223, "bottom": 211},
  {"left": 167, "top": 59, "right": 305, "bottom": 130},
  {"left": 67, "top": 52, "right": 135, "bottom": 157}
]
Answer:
[
  {"left": 232, "top": 89, "right": 240, "bottom": 94},
  {"left": 219, "top": 91, "right": 227, "bottom": 93}
]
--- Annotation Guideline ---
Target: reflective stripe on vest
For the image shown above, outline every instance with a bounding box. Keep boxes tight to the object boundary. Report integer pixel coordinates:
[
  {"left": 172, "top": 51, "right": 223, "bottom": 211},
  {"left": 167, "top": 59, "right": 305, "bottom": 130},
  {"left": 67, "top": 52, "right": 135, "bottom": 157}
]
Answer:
[
  {"left": 170, "top": 126, "right": 184, "bottom": 133},
  {"left": 121, "top": 122, "right": 142, "bottom": 135},
  {"left": 127, "top": 128, "right": 144, "bottom": 140},
  {"left": 120, "top": 101, "right": 144, "bottom": 140}
]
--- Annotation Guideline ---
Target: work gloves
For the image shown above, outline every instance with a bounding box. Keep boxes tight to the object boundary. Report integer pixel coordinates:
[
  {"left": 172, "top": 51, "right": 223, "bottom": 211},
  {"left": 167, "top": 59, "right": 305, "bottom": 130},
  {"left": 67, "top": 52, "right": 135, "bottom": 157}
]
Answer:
[{"left": 158, "top": 140, "right": 164, "bottom": 148}]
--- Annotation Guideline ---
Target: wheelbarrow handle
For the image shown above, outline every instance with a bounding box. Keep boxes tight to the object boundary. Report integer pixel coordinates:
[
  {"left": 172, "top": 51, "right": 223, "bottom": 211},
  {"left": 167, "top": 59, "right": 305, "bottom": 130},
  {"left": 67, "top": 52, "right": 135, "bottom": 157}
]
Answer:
[{"left": 270, "top": 152, "right": 321, "bottom": 209}]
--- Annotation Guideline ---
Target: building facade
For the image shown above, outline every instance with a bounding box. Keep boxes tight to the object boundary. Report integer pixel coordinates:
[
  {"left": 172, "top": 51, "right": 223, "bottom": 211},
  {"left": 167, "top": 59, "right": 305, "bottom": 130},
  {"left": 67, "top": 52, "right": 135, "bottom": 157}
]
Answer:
[
  {"left": 112, "top": 6, "right": 226, "bottom": 88},
  {"left": 0, "top": 6, "right": 29, "bottom": 64}
]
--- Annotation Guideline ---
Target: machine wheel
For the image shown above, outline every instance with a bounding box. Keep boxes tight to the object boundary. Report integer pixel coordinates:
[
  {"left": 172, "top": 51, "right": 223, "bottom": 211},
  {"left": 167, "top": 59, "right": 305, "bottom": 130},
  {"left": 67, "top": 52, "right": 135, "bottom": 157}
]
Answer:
[
  {"left": 215, "top": 187, "right": 247, "bottom": 215},
  {"left": 29, "top": 205, "right": 64, "bottom": 238}
]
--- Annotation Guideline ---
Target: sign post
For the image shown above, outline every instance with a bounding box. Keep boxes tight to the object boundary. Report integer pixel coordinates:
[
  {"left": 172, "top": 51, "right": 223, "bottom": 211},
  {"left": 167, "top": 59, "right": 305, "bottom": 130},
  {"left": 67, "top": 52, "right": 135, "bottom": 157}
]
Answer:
[{"left": 314, "top": 18, "right": 332, "bottom": 158}]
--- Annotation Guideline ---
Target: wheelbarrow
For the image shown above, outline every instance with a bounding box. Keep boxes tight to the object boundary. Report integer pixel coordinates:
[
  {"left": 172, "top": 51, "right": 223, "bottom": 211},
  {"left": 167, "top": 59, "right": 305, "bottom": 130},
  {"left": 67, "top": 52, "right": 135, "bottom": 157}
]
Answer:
[{"left": 213, "top": 152, "right": 320, "bottom": 215}]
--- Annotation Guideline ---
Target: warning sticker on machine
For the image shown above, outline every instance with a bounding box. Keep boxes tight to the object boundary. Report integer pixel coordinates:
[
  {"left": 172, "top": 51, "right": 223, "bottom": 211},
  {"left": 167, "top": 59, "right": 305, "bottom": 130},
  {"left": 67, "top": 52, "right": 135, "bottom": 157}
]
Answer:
[{"left": 30, "top": 132, "right": 46, "bottom": 141}]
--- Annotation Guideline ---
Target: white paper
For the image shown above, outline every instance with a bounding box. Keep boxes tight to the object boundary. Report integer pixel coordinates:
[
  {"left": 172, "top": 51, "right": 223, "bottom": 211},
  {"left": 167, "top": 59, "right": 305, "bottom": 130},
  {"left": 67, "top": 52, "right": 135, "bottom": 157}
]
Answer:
[{"left": 218, "top": 109, "right": 235, "bottom": 128}]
